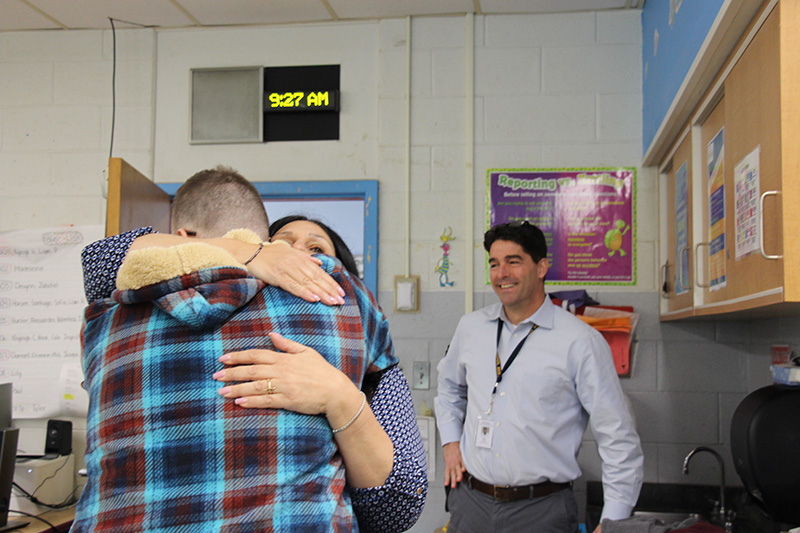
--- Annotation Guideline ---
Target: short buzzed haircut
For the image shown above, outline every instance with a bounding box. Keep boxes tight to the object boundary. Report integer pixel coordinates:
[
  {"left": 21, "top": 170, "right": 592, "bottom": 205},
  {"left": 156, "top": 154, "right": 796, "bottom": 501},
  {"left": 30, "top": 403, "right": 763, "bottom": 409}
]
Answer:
[
  {"left": 483, "top": 220, "right": 547, "bottom": 263},
  {"left": 171, "top": 166, "right": 270, "bottom": 241}
]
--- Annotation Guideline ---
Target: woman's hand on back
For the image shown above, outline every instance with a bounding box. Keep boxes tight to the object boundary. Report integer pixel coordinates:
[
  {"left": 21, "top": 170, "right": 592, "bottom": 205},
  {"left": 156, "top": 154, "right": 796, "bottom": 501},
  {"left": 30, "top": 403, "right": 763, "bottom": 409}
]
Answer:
[
  {"left": 215, "top": 332, "right": 395, "bottom": 488},
  {"left": 213, "top": 332, "right": 358, "bottom": 419}
]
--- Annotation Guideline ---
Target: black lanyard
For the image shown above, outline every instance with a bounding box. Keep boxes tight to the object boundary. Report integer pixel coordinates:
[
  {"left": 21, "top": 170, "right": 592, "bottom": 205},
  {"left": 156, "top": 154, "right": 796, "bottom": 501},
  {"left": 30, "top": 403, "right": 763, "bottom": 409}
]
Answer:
[{"left": 487, "top": 319, "right": 538, "bottom": 414}]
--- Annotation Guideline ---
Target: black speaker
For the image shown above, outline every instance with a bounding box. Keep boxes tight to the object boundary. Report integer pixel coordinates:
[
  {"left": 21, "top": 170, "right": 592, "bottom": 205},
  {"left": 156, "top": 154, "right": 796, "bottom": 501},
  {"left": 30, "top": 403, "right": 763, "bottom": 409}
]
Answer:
[{"left": 44, "top": 420, "right": 71, "bottom": 456}]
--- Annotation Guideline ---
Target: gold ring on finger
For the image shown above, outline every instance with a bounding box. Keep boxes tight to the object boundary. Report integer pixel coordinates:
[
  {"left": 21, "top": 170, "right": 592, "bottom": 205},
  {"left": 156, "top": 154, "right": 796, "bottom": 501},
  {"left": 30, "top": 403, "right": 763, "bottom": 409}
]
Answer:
[{"left": 266, "top": 379, "right": 276, "bottom": 395}]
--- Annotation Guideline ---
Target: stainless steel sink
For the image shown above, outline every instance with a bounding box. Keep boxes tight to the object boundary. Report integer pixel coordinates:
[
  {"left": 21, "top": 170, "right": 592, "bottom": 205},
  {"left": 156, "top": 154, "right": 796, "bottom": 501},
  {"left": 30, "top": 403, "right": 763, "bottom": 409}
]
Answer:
[{"left": 632, "top": 511, "right": 703, "bottom": 524}]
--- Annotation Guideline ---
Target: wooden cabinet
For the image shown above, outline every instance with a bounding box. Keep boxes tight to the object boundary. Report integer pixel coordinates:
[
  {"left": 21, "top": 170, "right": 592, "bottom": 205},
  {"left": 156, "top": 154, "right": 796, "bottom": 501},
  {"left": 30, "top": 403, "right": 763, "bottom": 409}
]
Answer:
[
  {"left": 660, "top": 128, "right": 694, "bottom": 319},
  {"left": 106, "top": 158, "right": 171, "bottom": 237},
  {"left": 659, "top": 1, "right": 800, "bottom": 320}
]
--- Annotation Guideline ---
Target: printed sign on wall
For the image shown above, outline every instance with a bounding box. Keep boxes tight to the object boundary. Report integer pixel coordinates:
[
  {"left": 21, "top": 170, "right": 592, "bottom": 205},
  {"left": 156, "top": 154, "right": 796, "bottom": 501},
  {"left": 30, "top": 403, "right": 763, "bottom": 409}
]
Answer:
[
  {"left": 675, "top": 161, "right": 690, "bottom": 295},
  {"left": 707, "top": 127, "right": 726, "bottom": 291},
  {"left": 734, "top": 146, "right": 760, "bottom": 260},
  {"left": 487, "top": 168, "right": 636, "bottom": 285}
]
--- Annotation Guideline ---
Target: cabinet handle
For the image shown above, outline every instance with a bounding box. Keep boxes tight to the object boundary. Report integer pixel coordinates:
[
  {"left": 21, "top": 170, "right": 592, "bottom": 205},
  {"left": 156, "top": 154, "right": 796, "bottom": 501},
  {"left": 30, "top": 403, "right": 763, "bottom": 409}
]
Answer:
[
  {"left": 694, "top": 242, "right": 710, "bottom": 288},
  {"left": 759, "top": 190, "right": 782, "bottom": 260},
  {"left": 678, "top": 246, "right": 691, "bottom": 291},
  {"left": 660, "top": 261, "right": 670, "bottom": 299}
]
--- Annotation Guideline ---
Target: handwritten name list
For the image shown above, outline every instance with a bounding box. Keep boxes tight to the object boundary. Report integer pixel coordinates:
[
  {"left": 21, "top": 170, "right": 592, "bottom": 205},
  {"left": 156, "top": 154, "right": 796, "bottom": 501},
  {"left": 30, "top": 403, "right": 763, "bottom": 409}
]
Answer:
[{"left": 0, "top": 225, "right": 103, "bottom": 418}]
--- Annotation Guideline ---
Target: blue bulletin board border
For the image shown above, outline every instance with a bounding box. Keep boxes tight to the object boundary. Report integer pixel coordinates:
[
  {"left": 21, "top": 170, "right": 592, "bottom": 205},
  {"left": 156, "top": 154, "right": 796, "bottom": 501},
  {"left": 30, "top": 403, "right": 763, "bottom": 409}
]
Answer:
[{"left": 159, "top": 180, "right": 379, "bottom": 296}]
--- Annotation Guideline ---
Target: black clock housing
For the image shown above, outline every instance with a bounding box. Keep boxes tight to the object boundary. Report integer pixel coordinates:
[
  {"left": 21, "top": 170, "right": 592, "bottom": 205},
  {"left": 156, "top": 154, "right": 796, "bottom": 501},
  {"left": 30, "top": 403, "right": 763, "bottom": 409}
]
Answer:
[{"left": 263, "top": 65, "right": 340, "bottom": 142}]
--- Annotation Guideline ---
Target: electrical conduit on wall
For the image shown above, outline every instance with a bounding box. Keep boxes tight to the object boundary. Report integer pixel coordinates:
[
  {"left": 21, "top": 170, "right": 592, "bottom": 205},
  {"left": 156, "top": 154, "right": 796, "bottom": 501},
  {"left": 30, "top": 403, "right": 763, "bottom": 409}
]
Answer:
[
  {"left": 402, "top": 14, "right": 475, "bottom": 310},
  {"left": 464, "top": 13, "right": 475, "bottom": 314},
  {"left": 404, "top": 16, "right": 412, "bottom": 278}
]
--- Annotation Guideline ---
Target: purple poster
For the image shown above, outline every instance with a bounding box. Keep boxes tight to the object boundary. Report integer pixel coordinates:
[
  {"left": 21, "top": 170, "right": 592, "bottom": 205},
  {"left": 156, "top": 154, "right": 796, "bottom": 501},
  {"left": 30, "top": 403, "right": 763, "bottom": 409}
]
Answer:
[{"left": 487, "top": 168, "right": 636, "bottom": 285}]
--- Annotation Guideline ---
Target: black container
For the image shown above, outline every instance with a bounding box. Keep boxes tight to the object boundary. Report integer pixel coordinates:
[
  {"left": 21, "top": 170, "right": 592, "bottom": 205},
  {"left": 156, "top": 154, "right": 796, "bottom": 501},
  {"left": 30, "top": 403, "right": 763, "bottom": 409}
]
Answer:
[{"left": 730, "top": 384, "right": 800, "bottom": 526}]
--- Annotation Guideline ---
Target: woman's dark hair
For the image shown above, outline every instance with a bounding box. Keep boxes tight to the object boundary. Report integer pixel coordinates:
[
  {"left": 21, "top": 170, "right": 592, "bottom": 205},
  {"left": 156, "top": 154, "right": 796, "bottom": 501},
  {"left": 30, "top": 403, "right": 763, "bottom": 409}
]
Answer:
[
  {"left": 271, "top": 214, "right": 384, "bottom": 399},
  {"left": 269, "top": 215, "right": 360, "bottom": 277}
]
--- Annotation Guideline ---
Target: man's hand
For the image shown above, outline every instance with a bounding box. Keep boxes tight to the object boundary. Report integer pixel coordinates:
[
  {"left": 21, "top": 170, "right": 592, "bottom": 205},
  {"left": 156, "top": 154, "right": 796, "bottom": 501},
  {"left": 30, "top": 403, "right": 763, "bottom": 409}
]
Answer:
[
  {"left": 248, "top": 241, "right": 345, "bottom": 305},
  {"left": 443, "top": 441, "right": 465, "bottom": 488}
]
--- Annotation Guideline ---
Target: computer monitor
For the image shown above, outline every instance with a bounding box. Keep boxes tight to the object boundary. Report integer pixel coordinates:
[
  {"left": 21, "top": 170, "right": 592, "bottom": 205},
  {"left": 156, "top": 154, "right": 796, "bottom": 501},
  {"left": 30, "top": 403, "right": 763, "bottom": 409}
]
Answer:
[
  {"left": 0, "top": 382, "right": 23, "bottom": 529},
  {"left": 0, "top": 384, "right": 10, "bottom": 430}
]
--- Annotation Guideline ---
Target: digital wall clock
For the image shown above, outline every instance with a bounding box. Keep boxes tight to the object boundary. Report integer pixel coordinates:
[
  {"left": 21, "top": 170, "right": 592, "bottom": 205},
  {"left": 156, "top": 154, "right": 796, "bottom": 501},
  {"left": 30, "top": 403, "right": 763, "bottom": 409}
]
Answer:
[{"left": 265, "top": 90, "right": 339, "bottom": 112}]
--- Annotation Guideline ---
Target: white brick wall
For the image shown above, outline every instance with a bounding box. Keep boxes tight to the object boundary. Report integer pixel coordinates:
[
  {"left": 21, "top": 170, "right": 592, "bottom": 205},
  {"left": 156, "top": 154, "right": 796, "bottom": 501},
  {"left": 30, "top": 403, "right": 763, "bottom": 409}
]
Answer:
[
  {"left": 0, "top": 61, "right": 54, "bottom": 104},
  {"left": 0, "top": 28, "right": 155, "bottom": 232}
]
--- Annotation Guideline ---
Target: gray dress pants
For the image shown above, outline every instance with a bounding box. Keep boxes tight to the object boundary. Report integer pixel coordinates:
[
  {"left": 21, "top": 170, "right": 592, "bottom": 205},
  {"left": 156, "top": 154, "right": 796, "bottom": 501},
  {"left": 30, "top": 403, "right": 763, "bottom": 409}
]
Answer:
[{"left": 446, "top": 481, "right": 579, "bottom": 533}]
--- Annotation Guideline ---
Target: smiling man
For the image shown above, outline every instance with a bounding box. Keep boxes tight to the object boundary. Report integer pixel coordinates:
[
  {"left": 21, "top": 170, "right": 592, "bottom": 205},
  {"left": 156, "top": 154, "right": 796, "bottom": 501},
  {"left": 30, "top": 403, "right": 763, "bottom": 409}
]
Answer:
[{"left": 435, "top": 220, "right": 643, "bottom": 533}]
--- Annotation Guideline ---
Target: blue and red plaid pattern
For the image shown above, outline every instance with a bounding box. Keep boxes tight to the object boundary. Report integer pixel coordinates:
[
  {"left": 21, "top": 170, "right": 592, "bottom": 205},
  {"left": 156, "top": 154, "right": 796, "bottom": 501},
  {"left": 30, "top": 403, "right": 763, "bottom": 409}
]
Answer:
[{"left": 74, "top": 256, "right": 396, "bottom": 532}]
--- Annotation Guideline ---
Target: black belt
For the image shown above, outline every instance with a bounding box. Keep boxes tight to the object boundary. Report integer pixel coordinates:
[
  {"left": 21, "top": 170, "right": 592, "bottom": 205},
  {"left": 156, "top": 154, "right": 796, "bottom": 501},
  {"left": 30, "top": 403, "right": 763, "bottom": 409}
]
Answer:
[{"left": 464, "top": 471, "right": 570, "bottom": 502}]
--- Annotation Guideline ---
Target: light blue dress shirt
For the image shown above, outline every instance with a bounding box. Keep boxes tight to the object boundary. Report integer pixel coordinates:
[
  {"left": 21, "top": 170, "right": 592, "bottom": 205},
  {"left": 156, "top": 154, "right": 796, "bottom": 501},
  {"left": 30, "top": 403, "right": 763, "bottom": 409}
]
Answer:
[{"left": 435, "top": 297, "right": 643, "bottom": 521}]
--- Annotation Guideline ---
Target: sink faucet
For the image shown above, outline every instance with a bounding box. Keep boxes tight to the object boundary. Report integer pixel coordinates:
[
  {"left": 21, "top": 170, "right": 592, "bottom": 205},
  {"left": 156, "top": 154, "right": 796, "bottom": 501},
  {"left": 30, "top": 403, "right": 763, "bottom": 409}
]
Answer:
[{"left": 683, "top": 446, "right": 729, "bottom": 528}]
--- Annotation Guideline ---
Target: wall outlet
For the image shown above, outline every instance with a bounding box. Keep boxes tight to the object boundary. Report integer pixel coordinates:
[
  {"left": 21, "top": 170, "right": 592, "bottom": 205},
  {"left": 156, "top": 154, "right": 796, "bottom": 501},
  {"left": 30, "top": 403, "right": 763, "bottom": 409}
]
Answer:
[{"left": 412, "top": 361, "right": 430, "bottom": 390}]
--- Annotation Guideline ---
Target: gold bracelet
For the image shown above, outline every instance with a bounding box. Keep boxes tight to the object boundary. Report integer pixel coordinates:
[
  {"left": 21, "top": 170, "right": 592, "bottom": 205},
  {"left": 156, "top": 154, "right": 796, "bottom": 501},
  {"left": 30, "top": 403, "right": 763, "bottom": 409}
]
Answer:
[
  {"left": 332, "top": 391, "right": 367, "bottom": 434},
  {"left": 243, "top": 242, "right": 265, "bottom": 266}
]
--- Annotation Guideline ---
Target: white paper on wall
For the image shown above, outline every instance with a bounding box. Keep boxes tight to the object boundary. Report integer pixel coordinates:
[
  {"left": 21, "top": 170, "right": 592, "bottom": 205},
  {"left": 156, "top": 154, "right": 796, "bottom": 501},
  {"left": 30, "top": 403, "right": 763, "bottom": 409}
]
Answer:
[{"left": 0, "top": 225, "right": 104, "bottom": 419}]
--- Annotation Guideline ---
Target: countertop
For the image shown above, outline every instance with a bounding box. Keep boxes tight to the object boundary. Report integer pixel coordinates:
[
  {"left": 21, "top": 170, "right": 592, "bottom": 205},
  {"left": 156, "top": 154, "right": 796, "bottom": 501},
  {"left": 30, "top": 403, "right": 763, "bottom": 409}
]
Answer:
[{"left": 585, "top": 481, "right": 787, "bottom": 533}]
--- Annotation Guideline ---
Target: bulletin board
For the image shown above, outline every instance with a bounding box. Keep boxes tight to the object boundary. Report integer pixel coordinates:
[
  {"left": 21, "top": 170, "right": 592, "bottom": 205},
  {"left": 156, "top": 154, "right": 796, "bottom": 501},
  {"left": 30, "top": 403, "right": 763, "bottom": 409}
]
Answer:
[
  {"left": 158, "top": 180, "right": 379, "bottom": 296},
  {"left": 487, "top": 168, "right": 636, "bottom": 285}
]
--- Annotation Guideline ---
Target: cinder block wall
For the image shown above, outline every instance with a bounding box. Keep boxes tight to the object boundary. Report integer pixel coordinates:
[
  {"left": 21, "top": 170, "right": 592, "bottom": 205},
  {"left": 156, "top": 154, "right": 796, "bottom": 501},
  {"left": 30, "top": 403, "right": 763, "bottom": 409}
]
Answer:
[
  {"left": 0, "top": 29, "right": 155, "bottom": 229},
  {"left": 0, "top": 11, "right": 780, "bottom": 532}
]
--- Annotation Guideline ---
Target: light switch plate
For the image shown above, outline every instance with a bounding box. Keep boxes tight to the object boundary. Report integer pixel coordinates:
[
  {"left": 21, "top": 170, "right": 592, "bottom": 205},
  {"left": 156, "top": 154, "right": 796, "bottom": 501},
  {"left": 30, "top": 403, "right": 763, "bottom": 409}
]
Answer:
[
  {"left": 412, "top": 361, "right": 430, "bottom": 390},
  {"left": 394, "top": 275, "right": 420, "bottom": 313}
]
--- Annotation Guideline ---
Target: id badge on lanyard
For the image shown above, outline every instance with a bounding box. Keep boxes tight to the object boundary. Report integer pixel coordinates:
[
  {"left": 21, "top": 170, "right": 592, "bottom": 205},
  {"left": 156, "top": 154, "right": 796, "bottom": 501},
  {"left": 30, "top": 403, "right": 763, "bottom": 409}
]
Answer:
[
  {"left": 476, "top": 416, "right": 494, "bottom": 449},
  {"left": 475, "top": 319, "right": 538, "bottom": 450}
]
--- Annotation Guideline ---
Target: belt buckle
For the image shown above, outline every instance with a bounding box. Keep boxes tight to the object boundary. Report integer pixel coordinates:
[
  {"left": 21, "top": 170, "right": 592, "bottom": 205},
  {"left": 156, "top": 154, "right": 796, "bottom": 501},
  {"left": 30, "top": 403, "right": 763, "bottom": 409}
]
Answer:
[{"left": 493, "top": 484, "right": 511, "bottom": 502}]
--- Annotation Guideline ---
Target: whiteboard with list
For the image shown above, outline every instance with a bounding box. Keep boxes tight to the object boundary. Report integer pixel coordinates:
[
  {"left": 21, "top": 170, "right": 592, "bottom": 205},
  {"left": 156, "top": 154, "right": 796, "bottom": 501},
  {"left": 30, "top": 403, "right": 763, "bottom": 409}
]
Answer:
[{"left": 0, "top": 225, "right": 103, "bottom": 419}]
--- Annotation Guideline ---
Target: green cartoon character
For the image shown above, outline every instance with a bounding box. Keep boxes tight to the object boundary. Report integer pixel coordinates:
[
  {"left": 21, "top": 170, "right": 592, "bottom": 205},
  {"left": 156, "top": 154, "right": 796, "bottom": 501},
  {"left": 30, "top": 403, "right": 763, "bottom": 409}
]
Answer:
[{"left": 604, "top": 219, "right": 630, "bottom": 256}]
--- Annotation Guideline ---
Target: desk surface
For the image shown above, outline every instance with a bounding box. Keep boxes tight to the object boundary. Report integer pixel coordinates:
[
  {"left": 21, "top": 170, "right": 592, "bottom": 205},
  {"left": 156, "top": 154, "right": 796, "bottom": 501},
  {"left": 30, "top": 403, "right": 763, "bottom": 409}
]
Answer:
[{"left": 8, "top": 507, "right": 74, "bottom": 533}]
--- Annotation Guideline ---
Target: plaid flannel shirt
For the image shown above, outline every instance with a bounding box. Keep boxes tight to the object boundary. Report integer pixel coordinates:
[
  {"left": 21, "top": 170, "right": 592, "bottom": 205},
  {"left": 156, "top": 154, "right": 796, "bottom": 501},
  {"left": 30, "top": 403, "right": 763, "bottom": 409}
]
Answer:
[{"left": 74, "top": 257, "right": 396, "bottom": 532}]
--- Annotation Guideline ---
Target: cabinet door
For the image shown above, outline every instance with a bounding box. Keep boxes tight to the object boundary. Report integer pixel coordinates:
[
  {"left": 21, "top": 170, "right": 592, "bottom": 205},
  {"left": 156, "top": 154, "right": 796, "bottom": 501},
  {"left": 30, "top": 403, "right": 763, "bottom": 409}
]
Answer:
[
  {"left": 723, "top": 6, "right": 783, "bottom": 300},
  {"left": 664, "top": 133, "right": 694, "bottom": 314},
  {"left": 697, "top": 8, "right": 783, "bottom": 314},
  {"left": 106, "top": 158, "right": 171, "bottom": 237},
  {"left": 698, "top": 97, "right": 728, "bottom": 306}
]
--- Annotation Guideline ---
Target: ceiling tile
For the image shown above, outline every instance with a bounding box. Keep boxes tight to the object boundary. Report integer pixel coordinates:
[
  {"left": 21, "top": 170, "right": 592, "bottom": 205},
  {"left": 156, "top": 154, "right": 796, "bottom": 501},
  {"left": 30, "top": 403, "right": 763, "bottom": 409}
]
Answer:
[
  {"left": 480, "top": 0, "right": 629, "bottom": 14},
  {"left": 178, "top": 0, "right": 333, "bottom": 26},
  {"left": 328, "top": 0, "right": 474, "bottom": 20},
  {"left": 1, "top": 0, "right": 60, "bottom": 30},
  {"left": 27, "top": 0, "right": 193, "bottom": 29},
  {"left": 1, "top": 0, "right": 639, "bottom": 33}
]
